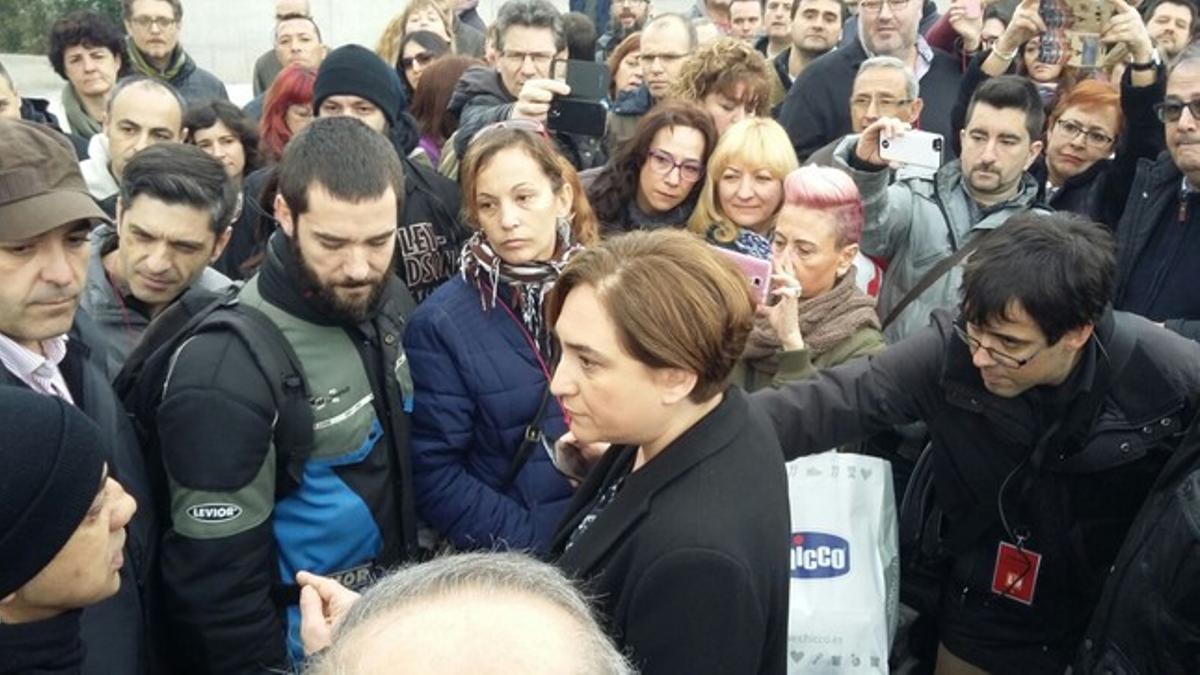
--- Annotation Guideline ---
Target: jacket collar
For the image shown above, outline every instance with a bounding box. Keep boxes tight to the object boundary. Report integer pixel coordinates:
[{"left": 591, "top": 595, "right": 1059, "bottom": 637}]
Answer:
[
  {"left": 553, "top": 388, "right": 750, "bottom": 574},
  {"left": 936, "top": 160, "right": 1042, "bottom": 216}
]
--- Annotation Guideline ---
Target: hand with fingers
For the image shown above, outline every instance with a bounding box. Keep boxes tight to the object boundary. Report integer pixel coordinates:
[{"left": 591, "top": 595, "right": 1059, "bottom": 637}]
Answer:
[
  {"left": 512, "top": 78, "right": 572, "bottom": 121},
  {"left": 855, "top": 116, "right": 913, "bottom": 168},
  {"left": 1102, "top": 0, "right": 1154, "bottom": 63},
  {"left": 296, "top": 570, "right": 363, "bottom": 656},
  {"left": 764, "top": 253, "right": 805, "bottom": 352},
  {"left": 947, "top": 0, "right": 985, "bottom": 53},
  {"left": 994, "top": 0, "right": 1046, "bottom": 59}
]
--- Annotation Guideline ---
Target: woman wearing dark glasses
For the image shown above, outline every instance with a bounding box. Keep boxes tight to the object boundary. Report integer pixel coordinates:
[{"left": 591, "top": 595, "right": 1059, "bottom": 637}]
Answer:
[
  {"left": 403, "top": 123, "right": 600, "bottom": 554},
  {"left": 396, "top": 30, "right": 451, "bottom": 97}
]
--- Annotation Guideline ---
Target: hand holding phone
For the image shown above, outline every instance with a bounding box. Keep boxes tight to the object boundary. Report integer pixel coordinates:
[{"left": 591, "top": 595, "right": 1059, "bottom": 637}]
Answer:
[
  {"left": 879, "top": 129, "right": 944, "bottom": 171},
  {"left": 711, "top": 245, "right": 772, "bottom": 306}
]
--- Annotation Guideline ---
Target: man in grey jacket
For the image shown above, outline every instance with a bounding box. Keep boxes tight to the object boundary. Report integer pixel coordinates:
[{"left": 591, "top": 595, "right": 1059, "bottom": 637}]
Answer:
[
  {"left": 81, "top": 142, "right": 233, "bottom": 370},
  {"left": 834, "top": 75, "right": 1046, "bottom": 342}
]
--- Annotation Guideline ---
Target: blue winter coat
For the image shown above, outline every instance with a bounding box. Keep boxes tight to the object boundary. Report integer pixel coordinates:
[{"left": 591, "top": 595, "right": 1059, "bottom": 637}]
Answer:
[{"left": 404, "top": 276, "right": 574, "bottom": 554}]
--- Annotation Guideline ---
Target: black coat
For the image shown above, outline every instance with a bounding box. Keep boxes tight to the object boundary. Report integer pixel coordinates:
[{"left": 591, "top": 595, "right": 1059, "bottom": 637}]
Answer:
[
  {"left": 0, "top": 312, "right": 159, "bottom": 675},
  {"left": 1113, "top": 152, "right": 1200, "bottom": 341},
  {"left": 1073, "top": 412, "right": 1200, "bottom": 674},
  {"left": 778, "top": 37, "right": 962, "bottom": 161},
  {"left": 753, "top": 310, "right": 1200, "bottom": 672},
  {"left": 552, "top": 388, "right": 790, "bottom": 675}
]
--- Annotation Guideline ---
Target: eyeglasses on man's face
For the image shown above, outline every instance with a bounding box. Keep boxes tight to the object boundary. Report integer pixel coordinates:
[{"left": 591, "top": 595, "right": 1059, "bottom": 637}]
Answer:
[
  {"left": 1154, "top": 98, "right": 1200, "bottom": 124},
  {"left": 858, "top": 0, "right": 911, "bottom": 14},
  {"left": 953, "top": 323, "right": 1045, "bottom": 369},
  {"left": 501, "top": 51, "right": 556, "bottom": 68},
  {"left": 130, "top": 15, "right": 177, "bottom": 30}
]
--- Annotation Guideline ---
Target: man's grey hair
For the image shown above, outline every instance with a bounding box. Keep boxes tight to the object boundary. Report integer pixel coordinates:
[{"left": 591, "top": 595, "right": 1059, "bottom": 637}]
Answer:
[
  {"left": 856, "top": 56, "right": 919, "bottom": 100},
  {"left": 306, "top": 552, "right": 635, "bottom": 675},
  {"left": 104, "top": 75, "right": 187, "bottom": 122},
  {"left": 644, "top": 12, "right": 698, "bottom": 52},
  {"left": 494, "top": 0, "right": 568, "bottom": 54}
]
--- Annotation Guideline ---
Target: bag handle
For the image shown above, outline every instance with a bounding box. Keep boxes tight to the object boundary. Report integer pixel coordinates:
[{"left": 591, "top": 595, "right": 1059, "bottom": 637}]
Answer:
[{"left": 500, "top": 383, "right": 553, "bottom": 490}]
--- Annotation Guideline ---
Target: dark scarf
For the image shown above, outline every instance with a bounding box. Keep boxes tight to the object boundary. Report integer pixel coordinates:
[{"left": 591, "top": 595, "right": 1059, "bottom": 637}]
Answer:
[
  {"left": 125, "top": 36, "right": 188, "bottom": 80},
  {"left": 743, "top": 265, "right": 880, "bottom": 361},
  {"left": 459, "top": 226, "right": 581, "bottom": 359}
]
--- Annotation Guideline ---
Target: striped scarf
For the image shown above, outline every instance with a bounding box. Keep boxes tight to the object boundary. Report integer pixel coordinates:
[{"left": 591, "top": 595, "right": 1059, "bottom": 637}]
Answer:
[{"left": 460, "top": 225, "right": 581, "bottom": 359}]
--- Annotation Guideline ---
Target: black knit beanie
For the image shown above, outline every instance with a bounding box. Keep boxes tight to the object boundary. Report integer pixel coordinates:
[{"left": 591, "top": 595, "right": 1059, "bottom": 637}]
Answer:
[
  {"left": 0, "top": 387, "right": 108, "bottom": 598},
  {"left": 313, "top": 44, "right": 407, "bottom": 130}
]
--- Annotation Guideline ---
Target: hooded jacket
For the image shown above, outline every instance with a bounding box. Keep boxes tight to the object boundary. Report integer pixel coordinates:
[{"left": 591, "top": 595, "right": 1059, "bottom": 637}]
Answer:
[
  {"left": 81, "top": 224, "right": 231, "bottom": 372},
  {"left": 448, "top": 65, "right": 605, "bottom": 171},
  {"left": 832, "top": 135, "right": 1044, "bottom": 342},
  {"left": 79, "top": 134, "right": 119, "bottom": 201}
]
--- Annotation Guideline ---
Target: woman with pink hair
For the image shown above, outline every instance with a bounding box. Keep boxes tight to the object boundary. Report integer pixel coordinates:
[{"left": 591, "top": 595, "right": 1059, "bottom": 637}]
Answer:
[{"left": 734, "top": 165, "right": 885, "bottom": 389}]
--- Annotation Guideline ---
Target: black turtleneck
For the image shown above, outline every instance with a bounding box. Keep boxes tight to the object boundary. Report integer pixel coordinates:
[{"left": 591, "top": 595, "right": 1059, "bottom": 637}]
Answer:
[{"left": 0, "top": 611, "right": 85, "bottom": 675}]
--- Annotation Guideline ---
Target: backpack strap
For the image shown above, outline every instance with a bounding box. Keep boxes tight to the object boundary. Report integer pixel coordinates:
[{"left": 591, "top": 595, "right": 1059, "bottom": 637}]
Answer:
[
  {"left": 499, "top": 382, "right": 553, "bottom": 490},
  {"left": 881, "top": 228, "right": 996, "bottom": 330},
  {"left": 190, "top": 302, "right": 314, "bottom": 496}
]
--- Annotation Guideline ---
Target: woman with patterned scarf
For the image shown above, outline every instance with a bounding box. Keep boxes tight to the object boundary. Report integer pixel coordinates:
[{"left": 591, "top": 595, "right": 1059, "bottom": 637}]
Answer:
[
  {"left": 403, "top": 123, "right": 600, "bottom": 554},
  {"left": 734, "top": 166, "right": 885, "bottom": 391}
]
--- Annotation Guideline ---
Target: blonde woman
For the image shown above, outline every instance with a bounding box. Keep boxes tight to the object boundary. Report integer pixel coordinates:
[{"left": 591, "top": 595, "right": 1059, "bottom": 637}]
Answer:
[{"left": 688, "top": 117, "right": 798, "bottom": 259}]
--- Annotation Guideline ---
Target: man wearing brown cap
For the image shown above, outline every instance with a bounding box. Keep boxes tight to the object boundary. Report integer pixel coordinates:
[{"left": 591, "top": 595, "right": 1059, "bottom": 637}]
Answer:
[{"left": 0, "top": 119, "right": 158, "bottom": 675}]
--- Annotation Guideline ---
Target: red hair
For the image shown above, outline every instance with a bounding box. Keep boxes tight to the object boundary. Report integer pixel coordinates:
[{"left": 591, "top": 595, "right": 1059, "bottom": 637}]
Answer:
[
  {"left": 259, "top": 64, "right": 317, "bottom": 163},
  {"left": 1047, "top": 79, "right": 1123, "bottom": 138},
  {"left": 782, "top": 166, "right": 865, "bottom": 245}
]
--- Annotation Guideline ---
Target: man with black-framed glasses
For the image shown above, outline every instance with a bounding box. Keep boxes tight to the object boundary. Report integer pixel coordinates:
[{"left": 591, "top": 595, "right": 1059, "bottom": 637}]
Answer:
[
  {"left": 1114, "top": 47, "right": 1200, "bottom": 342},
  {"left": 120, "top": 0, "right": 227, "bottom": 105},
  {"left": 605, "top": 13, "right": 698, "bottom": 153},
  {"left": 449, "top": 0, "right": 605, "bottom": 171},
  {"left": 751, "top": 211, "right": 1200, "bottom": 674}
]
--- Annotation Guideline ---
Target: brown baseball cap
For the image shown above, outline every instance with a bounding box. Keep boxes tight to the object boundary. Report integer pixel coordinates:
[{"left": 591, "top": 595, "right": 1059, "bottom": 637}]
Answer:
[{"left": 0, "top": 119, "right": 111, "bottom": 241}]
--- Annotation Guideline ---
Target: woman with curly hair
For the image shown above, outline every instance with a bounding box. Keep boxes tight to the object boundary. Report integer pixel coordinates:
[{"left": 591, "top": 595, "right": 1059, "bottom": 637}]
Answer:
[
  {"left": 669, "top": 37, "right": 772, "bottom": 136},
  {"left": 687, "top": 117, "right": 797, "bottom": 258},
  {"left": 582, "top": 101, "right": 717, "bottom": 235},
  {"left": 258, "top": 64, "right": 316, "bottom": 164}
]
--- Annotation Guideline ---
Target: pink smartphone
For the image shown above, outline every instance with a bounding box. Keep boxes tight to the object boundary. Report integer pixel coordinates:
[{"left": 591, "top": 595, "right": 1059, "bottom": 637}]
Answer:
[
  {"left": 963, "top": 0, "right": 982, "bottom": 20},
  {"left": 711, "top": 245, "right": 771, "bottom": 305}
]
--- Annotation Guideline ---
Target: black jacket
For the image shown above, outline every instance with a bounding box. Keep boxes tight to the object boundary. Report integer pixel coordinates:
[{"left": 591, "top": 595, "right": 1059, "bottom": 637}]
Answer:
[
  {"left": 779, "top": 34, "right": 961, "bottom": 161},
  {"left": 753, "top": 310, "right": 1200, "bottom": 673},
  {"left": 552, "top": 388, "right": 790, "bottom": 675},
  {"left": 1073, "top": 412, "right": 1200, "bottom": 674},
  {"left": 154, "top": 233, "right": 420, "bottom": 674},
  {"left": 1113, "top": 152, "right": 1200, "bottom": 341},
  {"left": 0, "top": 611, "right": 85, "bottom": 675},
  {"left": 20, "top": 97, "right": 89, "bottom": 159},
  {"left": 950, "top": 52, "right": 1165, "bottom": 228},
  {"left": 448, "top": 65, "right": 605, "bottom": 171},
  {"left": 0, "top": 312, "right": 159, "bottom": 675}
]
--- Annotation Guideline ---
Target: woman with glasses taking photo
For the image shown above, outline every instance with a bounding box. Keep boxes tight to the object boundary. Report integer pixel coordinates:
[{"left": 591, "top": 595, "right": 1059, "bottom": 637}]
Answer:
[
  {"left": 404, "top": 122, "right": 600, "bottom": 554},
  {"left": 583, "top": 101, "right": 718, "bottom": 235},
  {"left": 953, "top": 0, "right": 1165, "bottom": 228}
]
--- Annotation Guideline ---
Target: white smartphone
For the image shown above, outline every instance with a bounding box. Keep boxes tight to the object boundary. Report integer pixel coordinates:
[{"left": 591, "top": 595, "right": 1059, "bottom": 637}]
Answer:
[{"left": 879, "top": 130, "right": 944, "bottom": 171}]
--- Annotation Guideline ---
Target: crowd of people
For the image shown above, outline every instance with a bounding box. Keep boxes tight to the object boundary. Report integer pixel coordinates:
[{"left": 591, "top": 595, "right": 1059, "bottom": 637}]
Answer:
[{"left": 2, "top": 0, "right": 1200, "bottom": 672}]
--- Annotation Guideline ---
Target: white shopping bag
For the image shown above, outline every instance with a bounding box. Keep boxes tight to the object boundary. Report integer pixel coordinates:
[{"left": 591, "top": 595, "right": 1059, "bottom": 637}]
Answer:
[{"left": 786, "top": 451, "right": 899, "bottom": 674}]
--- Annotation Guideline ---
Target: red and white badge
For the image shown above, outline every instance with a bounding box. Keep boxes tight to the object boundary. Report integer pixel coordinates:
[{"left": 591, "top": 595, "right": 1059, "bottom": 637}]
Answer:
[{"left": 990, "top": 540, "right": 1042, "bottom": 606}]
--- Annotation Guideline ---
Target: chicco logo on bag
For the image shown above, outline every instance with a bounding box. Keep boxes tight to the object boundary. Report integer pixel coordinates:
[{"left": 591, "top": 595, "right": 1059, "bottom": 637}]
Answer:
[
  {"left": 790, "top": 532, "right": 850, "bottom": 579},
  {"left": 187, "top": 503, "right": 243, "bottom": 524}
]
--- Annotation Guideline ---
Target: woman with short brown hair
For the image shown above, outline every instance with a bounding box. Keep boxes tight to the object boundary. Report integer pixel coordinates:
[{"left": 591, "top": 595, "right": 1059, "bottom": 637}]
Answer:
[{"left": 548, "top": 229, "right": 789, "bottom": 675}]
